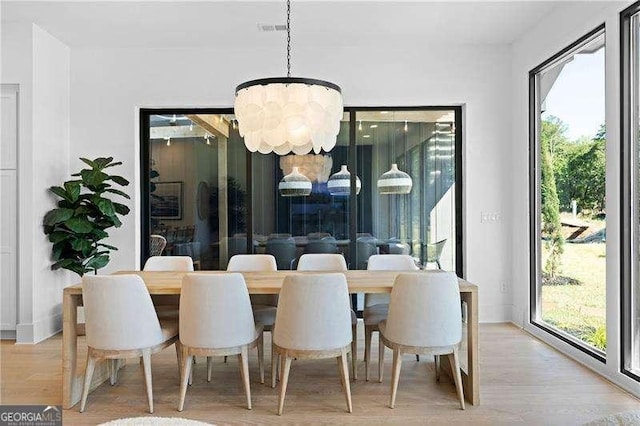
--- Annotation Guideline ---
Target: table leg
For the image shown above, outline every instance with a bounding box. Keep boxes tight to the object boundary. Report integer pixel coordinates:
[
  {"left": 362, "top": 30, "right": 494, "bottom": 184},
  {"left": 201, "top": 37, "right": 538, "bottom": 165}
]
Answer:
[
  {"left": 62, "top": 293, "right": 78, "bottom": 409},
  {"left": 462, "top": 289, "right": 479, "bottom": 405}
]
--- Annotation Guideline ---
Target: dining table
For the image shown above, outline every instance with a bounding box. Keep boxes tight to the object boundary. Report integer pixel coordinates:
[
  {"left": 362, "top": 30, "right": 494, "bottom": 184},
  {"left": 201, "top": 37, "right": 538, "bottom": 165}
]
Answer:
[{"left": 61, "top": 270, "right": 479, "bottom": 409}]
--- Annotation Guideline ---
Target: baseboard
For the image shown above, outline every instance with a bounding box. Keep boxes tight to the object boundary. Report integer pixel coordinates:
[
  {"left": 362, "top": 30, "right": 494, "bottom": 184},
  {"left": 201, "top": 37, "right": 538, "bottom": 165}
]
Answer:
[{"left": 16, "top": 312, "right": 62, "bottom": 344}]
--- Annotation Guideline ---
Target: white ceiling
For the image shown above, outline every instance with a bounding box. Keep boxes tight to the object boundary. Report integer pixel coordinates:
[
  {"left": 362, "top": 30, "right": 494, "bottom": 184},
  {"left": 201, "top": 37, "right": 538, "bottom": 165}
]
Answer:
[{"left": 2, "top": 1, "right": 562, "bottom": 49}]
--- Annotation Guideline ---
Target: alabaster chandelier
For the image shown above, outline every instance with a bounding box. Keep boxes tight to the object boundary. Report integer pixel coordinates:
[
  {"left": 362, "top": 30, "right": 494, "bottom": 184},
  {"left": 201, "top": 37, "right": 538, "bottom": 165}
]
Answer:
[{"left": 234, "top": 0, "right": 343, "bottom": 155}]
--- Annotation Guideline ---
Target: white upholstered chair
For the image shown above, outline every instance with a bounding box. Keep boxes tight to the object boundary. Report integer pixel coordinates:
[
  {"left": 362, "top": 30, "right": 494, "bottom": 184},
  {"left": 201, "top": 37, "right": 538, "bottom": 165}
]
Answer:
[
  {"left": 80, "top": 275, "right": 179, "bottom": 413},
  {"left": 227, "top": 254, "right": 278, "bottom": 380},
  {"left": 143, "top": 255, "right": 194, "bottom": 271},
  {"left": 177, "top": 273, "right": 264, "bottom": 411},
  {"left": 378, "top": 272, "right": 464, "bottom": 410},
  {"left": 295, "top": 253, "right": 358, "bottom": 380},
  {"left": 273, "top": 273, "right": 353, "bottom": 415},
  {"left": 363, "top": 254, "right": 418, "bottom": 381}
]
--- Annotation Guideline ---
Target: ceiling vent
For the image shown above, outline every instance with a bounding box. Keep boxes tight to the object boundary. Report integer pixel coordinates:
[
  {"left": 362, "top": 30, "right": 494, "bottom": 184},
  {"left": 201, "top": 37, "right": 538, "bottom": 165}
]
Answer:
[{"left": 257, "top": 24, "right": 287, "bottom": 32}]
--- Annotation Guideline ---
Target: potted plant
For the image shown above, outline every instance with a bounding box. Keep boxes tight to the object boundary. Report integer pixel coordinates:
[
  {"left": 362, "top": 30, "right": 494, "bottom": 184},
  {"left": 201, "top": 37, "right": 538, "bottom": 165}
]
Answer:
[{"left": 43, "top": 157, "right": 130, "bottom": 276}]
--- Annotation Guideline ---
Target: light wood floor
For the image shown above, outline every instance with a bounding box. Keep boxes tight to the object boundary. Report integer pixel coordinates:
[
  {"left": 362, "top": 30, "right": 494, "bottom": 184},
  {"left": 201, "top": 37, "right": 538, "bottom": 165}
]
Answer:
[{"left": 1, "top": 323, "right": 639, "bottom": 425}]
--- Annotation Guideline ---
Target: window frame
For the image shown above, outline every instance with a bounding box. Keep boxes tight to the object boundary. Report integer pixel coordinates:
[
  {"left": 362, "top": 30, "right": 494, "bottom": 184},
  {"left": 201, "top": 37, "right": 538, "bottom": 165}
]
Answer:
[
  {"left": 621, "top": 0, "right": 640, "bottom": 382},
  {"left": 140, "top": 106, "right": 464, "bottom": 276},
  {"left": 528, "top": 24, "right": 607, "bottom": 362}
]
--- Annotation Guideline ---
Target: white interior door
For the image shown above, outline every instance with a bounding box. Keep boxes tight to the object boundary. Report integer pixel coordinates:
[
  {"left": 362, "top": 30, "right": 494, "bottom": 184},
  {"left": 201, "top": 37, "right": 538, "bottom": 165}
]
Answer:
[{"left": 1, "top": 85, "right": 18, "bottom": 332}]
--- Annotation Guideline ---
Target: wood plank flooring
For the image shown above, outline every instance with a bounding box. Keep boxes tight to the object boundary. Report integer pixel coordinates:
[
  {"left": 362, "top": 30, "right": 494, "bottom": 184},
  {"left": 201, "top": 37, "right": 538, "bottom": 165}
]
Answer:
[{"left": 1, "top": 323, "right": 639, "bottom": 425}]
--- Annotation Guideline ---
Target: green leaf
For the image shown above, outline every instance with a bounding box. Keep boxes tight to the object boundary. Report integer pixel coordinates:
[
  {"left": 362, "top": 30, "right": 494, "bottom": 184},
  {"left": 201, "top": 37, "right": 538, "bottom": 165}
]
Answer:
[
  {"left": 74, "top": 206, "right": 91, "bottom": 215},
  {"left": 113, "top": 202, "right": 130, "bottom": 215},
  {"left": 91, "top": 228, "right": 109, "bottom": 240},
  {"left": 97, "top": 243, "right": 118, "bottom": 250},
  {"left": 67, "top": 264, "right": 88, "bottom": 276},
  {"left": 64, "top": 216, "right": 94, "bottom": 233},
  {"left": 103, "top": 161, "right": 123, "bottom": 169},
  {"left": 94, "top": 157, "right": 115, "bottom": 169},
  {"left": 49, "top": 186, "right": 71, "bottom": 202},
  {"left": 109, "top": 175, "right": 129, "bottom": 186},
  {"left": 64, "top": 181, "right": 81, "bottom": 202},
  {"left": 81, "top": 169, "right": 108, "bottom": 187},
  {"left": 111, "top": 215, "right": 122, "bottom": 228},
  {"left": 71, "top": 238, "right": 92, "bottom": 253},
  {"left": 95, "top": 197, "right": 116, "bottom": 216},
  {"left": 48, "top": 231, "right": 70, "bottom": 243},
  {"left": 105, "top": 188, "right": 130, "bottom": 199},
  {"left": 86, "top": 254, "right": 110, "bottom": 270},
  {"left": 79, "top": 158, "right": 97, "bottom": 168},
  {"left": 52, "top": 258, "right": 74, "bottom": 270},
  {"left": 43, "top": 208, "right": 74, "bottom": 226}
]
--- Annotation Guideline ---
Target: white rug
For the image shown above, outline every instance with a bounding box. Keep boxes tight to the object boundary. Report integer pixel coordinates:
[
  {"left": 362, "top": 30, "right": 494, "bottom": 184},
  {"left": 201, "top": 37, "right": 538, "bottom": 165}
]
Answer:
[
  {"left": 99, "top": 417, "right": 213, "bottom": 426},
  {"left": 584, "top": 410, "right": 640, "bottom": 425}
]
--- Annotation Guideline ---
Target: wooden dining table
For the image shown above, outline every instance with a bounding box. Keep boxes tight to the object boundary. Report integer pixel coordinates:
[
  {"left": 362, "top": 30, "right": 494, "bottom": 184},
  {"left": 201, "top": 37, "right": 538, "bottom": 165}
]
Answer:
[{"left": 61, "top": 270, "right": 479, "bottom": 409}]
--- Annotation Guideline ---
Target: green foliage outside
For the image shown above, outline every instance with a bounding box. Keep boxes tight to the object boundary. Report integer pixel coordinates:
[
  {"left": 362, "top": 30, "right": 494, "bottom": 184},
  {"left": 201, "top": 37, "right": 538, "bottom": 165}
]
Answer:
[
  {"left": 539, "top": 116, "right": 607, "bottom": 351},
  {"left": 540, "top": 117, "right": 564, "bottom": 277},
  {"left": 42, "top": 157, "right": 130, "bottom": 276}
]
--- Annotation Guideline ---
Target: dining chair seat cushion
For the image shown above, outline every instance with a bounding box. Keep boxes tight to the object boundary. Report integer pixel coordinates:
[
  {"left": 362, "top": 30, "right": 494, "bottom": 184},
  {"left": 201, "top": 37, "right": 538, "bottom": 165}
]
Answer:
[
  {"left": 363, "top": 304, "right": 388, "bottom": 326},
  {"left": 252, "top": 305, "right": 277, "bottom": 327}
]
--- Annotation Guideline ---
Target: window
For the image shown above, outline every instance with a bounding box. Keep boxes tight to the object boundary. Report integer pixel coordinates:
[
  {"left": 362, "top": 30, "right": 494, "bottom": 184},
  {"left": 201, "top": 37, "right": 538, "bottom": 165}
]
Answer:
[
  {"left": 622, "top": 1, "right": 640, "bottom": 380},
  {"left": 141, "top": 107, "right": 463, "bottom": 276},
  {"left": 530, "top": 27, "right": 606, "bottom": 358}
]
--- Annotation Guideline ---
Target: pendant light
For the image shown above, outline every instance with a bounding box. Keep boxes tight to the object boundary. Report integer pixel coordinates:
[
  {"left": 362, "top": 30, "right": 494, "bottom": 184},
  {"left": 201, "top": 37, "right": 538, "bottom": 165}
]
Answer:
[
  {"left": 377, "top": 163, "right": 412, "bottom": 194},
  {"left": 377, "top": 118, "right": 412, "bottom": 194},
  {"left": 234, "top": 0, "right": 343, "bottom": 155},
  {"left": 279, "top": 166, "right": 312, "bottom": 197},
  {"left": 327, "top": 165, "right": 361, "bottom": 196}
]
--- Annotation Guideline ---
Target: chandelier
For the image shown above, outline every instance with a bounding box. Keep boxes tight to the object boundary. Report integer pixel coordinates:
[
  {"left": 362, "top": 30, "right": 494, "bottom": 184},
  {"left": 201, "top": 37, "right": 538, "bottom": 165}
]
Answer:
[{"left": 234, "top": 0, "right": 343, "bottom": 155}]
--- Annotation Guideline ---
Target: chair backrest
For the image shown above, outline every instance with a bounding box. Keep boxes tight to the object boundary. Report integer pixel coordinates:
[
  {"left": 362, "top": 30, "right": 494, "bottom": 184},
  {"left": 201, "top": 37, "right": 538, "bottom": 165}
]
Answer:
[
  {"left": 365, "top": 255, "right": 419, "bottom": 307},
  {"left": 227, "top": 254, "right": 277, "bottom": 272},
  {"left": 425, "top": 239, "right": 447, "bottom": 262},
  {"left": 303, "top": 238, "right": 338, "bottom": 254},
  {"left": 385, "top": 272, "right": 461, "bottom": 348},
  {"left": 180, "top": 273, "right": 257, "bottom": 348},
  {"left": 355, "top": 238, "right": 377, "bottom": 270},
  {"left": 143, "top": 255, "right": 194, "bottom": 271},
  {"left": 387, "top": 240, "right": 411, "bottom": 255},
  {"left": 274, "top": 273, "right": 352, "bottom": 350},
  {"left": 307, "top": 232, "right": 332, "bottom": 240},
  {"left": 149, "top": 235, "right": 167, "bottom": 256},
  {"left": 82, "top": 275, "right": 164, "bottom": 350},
  {"left": 266, "top": 238, "right": 297, "bottom": 270},
  {"left": 297, "top": 253, "right": 347, "bottom": 271},
  {"left": 227, "top": 254, "right": 279, "bottom": 306}
]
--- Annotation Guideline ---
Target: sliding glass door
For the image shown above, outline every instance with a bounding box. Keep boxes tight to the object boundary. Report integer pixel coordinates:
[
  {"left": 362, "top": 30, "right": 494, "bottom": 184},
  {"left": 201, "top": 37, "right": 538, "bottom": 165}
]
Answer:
[
  {"left": 141, "top": 107, "right": 462, "bottom": 275},
  {"left": 530, "top": 27, "right": 606, "bottom": 358}
]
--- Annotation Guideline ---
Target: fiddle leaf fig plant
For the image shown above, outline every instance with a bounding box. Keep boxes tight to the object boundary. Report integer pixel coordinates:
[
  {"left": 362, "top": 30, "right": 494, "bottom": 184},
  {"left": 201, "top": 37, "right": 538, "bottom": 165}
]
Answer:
[{"left": 43, "top": 157, "right": 131, "bottom": 276}]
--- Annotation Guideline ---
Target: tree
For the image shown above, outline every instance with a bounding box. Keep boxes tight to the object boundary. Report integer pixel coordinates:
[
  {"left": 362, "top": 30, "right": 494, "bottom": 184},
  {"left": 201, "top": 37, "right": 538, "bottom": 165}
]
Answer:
[{"left": 540, "top": 117, "right": 565, "bottom": 277}]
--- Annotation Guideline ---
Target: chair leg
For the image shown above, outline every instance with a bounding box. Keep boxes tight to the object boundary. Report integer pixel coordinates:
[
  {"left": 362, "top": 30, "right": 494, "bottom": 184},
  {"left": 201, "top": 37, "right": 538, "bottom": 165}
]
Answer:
[
  {"left": 238, "top": 347, "right": 252, "bottom": 410},
  {"left": 79, "top": 352, "right": 97, "bottom": 413},
  {"left": 277, "top": 355, "right": 292, "bottom": 415},
  {"left": 109, "top": 359, "right": 117, "bottom": 386},
  {"left": 257, "top": 333, "right": 265, "bottom": 385},
  {"left": 175, "top": 341, "right": 183, "bottom": 382},
  {"left": 141, "top": 349, "right": 154, "bottom": 414},
  {"left": 389, "top": 349, "right": 403, "bottom": 409},
  {"left": 378, "top": 334, "right": 385, "bottom": 383},
  {"left": 416, "top": 355, "right": 420, "bottom": 362},
  {"left": 178, "top": 349, "right": 193, "bottom": 412},
  {"left": 449, "top": 348, "right": 465, "bottom": 410},
  {"left": 351, "top": 324, "right": 358, "bottom": 381},
  {"left": 364, "top": 325, "right": 373, "bottom": 381},
  {"left": 207, "top": 356, "right": 213, "bottom": 382},
  {"left": 271, "top": 344, "right": 279, "bottom": 389},
  {"left": 434, "top": 355, "right": 440, "bottom": 382},
  {"left": 339, "top": 348, "right": 353, "bottom": 413}
]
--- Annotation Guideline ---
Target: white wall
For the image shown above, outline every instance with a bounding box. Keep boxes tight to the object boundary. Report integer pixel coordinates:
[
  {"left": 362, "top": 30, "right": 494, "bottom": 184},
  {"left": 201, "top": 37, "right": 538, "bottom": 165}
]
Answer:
[
  {"left": 71, "top": 42, "right": 513, "bottom": 322},
  {"left": 510, "top": 0, "right": 640, "bottom": 397},
  {"left": 1, "top": 23, "right": 71, "bottom": 343}
]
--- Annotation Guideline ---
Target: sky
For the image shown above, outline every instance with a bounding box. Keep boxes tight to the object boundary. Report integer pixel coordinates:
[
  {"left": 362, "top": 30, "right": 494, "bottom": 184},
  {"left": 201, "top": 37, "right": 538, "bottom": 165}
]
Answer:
[{"left": 542, "top": 47, "right": 605, "bottom": 141}]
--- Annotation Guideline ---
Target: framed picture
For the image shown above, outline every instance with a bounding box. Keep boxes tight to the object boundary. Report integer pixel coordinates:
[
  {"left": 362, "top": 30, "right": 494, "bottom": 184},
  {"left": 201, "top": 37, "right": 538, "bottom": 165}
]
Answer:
[{"left": 151, "top": 181, "right": 183, "bottom": 220}]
